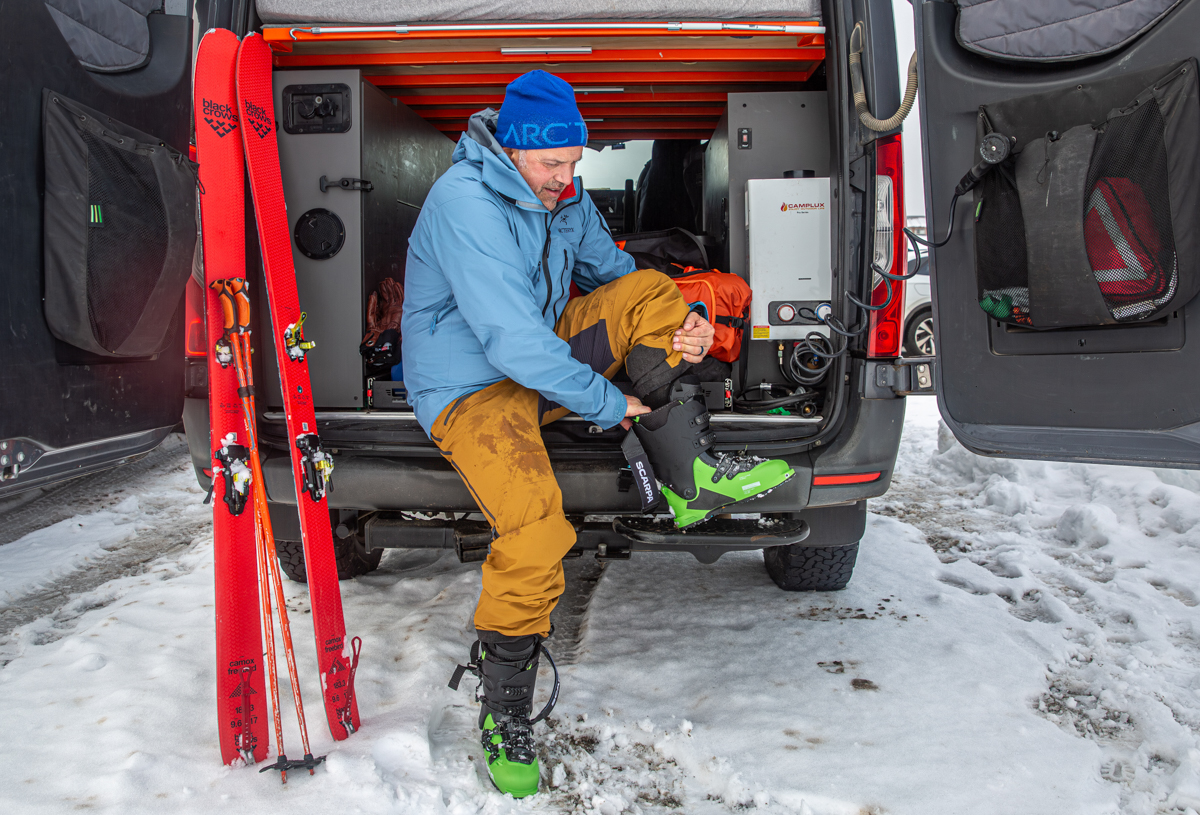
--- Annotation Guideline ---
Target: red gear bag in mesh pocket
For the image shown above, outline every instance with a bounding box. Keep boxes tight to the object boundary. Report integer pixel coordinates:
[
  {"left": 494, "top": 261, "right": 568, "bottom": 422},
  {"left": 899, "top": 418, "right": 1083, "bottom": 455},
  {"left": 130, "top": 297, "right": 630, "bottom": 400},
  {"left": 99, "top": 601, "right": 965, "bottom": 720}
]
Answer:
[{"left": 1084, "top": 176, "right": 1174, "bottom": 315}]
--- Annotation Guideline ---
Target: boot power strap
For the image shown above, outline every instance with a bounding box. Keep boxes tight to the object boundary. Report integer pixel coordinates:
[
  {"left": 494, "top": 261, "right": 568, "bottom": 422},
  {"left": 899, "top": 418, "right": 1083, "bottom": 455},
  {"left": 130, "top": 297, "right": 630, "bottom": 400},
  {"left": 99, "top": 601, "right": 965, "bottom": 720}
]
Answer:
[
  {"left": 447, "top": 640, "right": 560, "bottom": 725},
  {"left": 621, "top": 430, "right": 662, "bottom": 513}
]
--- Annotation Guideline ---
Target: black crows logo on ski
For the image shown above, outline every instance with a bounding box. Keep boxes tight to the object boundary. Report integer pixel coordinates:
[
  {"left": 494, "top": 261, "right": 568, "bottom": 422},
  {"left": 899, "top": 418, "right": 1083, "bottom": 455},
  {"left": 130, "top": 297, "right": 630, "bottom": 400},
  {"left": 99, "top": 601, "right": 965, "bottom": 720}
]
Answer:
[
  {"left": 227, "top": 678, "right": 259, "bottom": 698},
  {"left": 202, "top": 98, "right": 238, "bottom": 138},
  {"left": 243, "top": 98, "right": 273, "bottom": 139}
]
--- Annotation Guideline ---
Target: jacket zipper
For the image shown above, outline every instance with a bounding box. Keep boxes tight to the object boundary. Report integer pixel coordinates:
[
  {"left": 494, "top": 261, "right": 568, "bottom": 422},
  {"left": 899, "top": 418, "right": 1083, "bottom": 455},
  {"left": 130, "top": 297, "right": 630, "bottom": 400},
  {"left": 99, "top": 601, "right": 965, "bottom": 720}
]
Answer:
[
  {"left": 429, "top": 297, "right": 455, "bottom": 334},
  {"left": 540, "top": 221, "right": 554, "bottom": 317},
  {"left": 540, "top": 197, "right": 581, "bottom": 317}
]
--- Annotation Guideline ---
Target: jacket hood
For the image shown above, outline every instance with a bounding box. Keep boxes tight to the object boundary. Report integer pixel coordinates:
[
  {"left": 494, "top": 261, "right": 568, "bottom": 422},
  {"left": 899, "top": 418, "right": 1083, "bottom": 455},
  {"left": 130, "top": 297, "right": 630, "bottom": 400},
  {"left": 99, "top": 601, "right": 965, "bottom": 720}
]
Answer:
[{"left": 451, "top": 109, "right": 544, "bottom": 210}]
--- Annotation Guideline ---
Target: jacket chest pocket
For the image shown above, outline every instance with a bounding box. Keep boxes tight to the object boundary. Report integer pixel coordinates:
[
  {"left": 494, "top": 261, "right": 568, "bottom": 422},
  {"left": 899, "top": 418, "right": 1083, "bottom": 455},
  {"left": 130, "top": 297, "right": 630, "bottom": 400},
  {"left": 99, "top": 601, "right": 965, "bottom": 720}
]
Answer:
[{"left": 548, "top": 234, "right": 575, "bottom": 277}]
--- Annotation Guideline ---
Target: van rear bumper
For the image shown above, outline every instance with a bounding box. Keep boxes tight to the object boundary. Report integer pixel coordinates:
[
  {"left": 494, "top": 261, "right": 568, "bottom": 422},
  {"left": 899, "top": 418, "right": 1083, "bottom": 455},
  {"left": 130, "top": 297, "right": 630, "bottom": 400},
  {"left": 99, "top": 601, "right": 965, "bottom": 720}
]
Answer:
[{"left": 0, "top": 426, "right": 175, "bottom": 499}]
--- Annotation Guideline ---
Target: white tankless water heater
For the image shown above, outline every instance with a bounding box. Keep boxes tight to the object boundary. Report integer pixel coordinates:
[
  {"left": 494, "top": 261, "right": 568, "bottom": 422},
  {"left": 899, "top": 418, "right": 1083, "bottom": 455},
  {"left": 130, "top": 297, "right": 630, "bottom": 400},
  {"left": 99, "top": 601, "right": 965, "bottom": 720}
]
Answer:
[{"left": 746, "top": 176, "right": 831, "bottom": 340}]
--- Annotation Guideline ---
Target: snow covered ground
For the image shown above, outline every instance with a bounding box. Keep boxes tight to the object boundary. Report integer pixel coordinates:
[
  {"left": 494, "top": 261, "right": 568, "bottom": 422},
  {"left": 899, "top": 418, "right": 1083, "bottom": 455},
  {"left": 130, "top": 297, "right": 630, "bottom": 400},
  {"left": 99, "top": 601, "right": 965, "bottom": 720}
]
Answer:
[{"left": 3, "top": 400, "right": 1200, "bottom": 814}]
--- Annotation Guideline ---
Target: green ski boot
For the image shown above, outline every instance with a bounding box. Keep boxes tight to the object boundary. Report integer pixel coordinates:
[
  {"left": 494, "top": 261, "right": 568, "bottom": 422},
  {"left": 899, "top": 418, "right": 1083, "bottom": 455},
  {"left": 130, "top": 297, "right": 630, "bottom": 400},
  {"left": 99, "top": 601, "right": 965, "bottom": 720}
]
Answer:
[
  {"left": 634, "top": 376, "right": 795, "bottom": 528},
  {"left": 448, "top": 635, "right": 559, "bottom": 798}
]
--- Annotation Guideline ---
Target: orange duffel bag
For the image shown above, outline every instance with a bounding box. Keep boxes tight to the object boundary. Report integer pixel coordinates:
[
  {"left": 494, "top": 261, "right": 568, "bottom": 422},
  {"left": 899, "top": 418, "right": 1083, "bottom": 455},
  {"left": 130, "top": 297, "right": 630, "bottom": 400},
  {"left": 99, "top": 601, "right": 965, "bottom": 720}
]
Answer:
[{"left": 664, "top": 266, "right": 751, "bottom": 363}]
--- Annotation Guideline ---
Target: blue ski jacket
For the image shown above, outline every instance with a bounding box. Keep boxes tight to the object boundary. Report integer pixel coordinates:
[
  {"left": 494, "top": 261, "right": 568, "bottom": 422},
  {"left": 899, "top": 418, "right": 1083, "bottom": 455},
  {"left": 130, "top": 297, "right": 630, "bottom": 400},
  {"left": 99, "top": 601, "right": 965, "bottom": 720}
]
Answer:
[{"left": 401, "top": 110, "right": 637, "bottom": 435}]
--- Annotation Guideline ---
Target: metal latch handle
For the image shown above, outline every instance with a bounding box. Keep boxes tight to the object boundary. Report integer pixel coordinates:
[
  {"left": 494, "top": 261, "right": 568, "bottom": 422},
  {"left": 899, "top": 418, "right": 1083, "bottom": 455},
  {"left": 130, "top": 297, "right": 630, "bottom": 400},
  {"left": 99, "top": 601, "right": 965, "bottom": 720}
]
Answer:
[{"left": 319, "top": 175, "right": 373, "bottom": 193}]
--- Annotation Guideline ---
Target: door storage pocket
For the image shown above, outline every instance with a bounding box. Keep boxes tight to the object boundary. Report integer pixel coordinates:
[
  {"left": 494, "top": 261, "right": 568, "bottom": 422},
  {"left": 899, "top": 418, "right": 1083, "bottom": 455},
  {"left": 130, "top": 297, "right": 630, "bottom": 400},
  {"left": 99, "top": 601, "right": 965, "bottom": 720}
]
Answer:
[
  {"left": 974, "top": 59, "right": 1199, "bottom": 329},
  {"left": 42, "top": 89, "right": 198, "bottom": 357}
]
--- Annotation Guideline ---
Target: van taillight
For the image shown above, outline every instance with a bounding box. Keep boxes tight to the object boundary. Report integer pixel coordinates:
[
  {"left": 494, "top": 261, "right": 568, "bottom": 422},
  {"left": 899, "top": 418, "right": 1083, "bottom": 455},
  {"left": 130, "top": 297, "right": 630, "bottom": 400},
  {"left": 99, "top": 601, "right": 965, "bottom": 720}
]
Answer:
[
  {"left": 867, "top": 134, "right": 905, "bottom": 359},
  {"left": 185, "top": 276, "right": 207, "bottom": 358}
]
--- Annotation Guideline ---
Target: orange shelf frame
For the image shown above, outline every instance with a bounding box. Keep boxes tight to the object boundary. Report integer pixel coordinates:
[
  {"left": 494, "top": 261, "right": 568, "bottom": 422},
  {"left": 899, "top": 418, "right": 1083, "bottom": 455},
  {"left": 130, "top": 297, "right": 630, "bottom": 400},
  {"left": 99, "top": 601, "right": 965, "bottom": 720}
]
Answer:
[
  {"left": 264, "top": 19, "right": 825, "bottom": 141},
  {"left": 365, "top": 69, "right": 816, "bottom": 88},
  {"left": 274, "top": 46, "right": 824, "bottom": 68},
  {"left": 262, "top": 23, "right": 823, "bottom": 45},
  {"left": 412, "top": 104, "right": 727, "bottom": 119},
  {"left": 394, "top": 91, "right": 735, "bottom": 105},
  {"left": 435, "top": 118, "right": 718, "bottom": 131},
  {"left": 435, "top": 127, "right": 717, "bottom": 140}
]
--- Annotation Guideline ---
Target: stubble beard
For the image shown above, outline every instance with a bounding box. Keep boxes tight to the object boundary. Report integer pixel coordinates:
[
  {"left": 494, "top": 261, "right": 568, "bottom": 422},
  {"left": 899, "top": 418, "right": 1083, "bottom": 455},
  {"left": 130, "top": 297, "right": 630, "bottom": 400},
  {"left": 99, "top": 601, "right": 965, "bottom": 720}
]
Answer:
[{"left": 539, "top": 185, "right": 563, "bottom": 209}]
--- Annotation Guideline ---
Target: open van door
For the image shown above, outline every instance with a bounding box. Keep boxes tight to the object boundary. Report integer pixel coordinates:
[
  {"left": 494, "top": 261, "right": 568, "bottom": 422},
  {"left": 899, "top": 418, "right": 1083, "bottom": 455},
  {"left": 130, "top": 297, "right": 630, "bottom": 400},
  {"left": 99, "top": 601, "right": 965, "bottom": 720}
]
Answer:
[
  {"left": 0, "top": 1, "right": 211, "bottom": 496},
  {"left": 911, "top": 0, "right": 1200, "bottom": 468}
]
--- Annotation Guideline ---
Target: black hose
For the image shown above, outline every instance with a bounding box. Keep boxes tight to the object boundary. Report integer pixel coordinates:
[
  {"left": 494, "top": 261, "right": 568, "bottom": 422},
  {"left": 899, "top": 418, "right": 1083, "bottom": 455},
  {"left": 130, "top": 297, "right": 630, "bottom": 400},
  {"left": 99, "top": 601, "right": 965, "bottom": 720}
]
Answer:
[
  {"left": 784, "top": 333, "right": 837, "bottom": 386},
  {"left": 733, "top": 383, "right": 818, "bottom": 414},
  {"left": 905, "top": 192, "right": 960, "bottom": 249}
]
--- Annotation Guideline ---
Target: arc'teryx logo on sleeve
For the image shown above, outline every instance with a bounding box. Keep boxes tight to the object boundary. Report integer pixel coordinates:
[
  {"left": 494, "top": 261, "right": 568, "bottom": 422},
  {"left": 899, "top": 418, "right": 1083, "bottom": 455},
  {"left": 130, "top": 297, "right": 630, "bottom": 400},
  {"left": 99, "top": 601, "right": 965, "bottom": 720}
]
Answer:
[
  {"left": 202, "top": 98, "right": 238, "bottom": 137},
  {"left": 242, "top": 99, "right": 273, "bottom": 139}
]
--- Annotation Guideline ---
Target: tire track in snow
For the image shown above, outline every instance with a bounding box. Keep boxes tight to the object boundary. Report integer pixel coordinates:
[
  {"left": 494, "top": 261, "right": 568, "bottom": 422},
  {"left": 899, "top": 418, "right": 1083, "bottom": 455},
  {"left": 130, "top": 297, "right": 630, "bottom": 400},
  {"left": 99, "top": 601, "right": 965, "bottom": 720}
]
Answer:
[
  {"left": 0, "top": 436, "right": 211, "bottom": 658},
  {"left": 548, "top": 556, "right": 607, "bottom": 666}
]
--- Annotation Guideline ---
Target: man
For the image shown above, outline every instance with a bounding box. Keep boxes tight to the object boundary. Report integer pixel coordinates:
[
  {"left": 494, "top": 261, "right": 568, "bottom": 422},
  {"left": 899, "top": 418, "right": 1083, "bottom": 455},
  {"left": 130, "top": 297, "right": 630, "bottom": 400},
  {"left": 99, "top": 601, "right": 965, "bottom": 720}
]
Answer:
[{"left": 401, "top": 70, "right": 794, "bottom": 797}]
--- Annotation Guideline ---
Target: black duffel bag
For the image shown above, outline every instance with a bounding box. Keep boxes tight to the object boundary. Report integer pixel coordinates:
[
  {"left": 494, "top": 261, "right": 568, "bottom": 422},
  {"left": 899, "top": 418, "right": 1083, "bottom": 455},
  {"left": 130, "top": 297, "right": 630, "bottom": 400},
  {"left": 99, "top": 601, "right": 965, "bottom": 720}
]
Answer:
[{"left": 613, "top": 227, "right": 712, "bottom": 273}]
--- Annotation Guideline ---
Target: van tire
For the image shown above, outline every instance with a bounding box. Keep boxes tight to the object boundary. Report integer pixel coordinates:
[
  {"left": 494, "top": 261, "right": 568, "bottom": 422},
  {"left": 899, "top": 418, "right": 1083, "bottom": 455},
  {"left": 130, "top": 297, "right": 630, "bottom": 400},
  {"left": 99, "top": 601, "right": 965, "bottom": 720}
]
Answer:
[
  {"left": 763, "top": 542, "right": 859, "bottom": 591},
  {"left": 275, "top": 534, "right": 383, "bottom": 583}
]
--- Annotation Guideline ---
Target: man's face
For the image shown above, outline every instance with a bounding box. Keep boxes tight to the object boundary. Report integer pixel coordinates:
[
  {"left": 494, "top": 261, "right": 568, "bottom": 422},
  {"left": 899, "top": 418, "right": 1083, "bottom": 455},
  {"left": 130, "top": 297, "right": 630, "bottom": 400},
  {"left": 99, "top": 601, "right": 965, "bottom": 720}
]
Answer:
[{"left": 505, "top": 146, "right": 584, "bottom": 210}]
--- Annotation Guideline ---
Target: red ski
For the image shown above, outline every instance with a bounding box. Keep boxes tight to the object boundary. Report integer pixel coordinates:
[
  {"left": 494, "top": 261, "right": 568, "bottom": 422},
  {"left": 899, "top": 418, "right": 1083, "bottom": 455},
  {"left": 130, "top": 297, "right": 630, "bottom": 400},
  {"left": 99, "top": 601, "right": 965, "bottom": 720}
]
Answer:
[
  {"left": 194, "top": 28, "right": 269, "bottom": 766},
  {"left": 235, "top": 32, "right": 362, "bottom": 740}
]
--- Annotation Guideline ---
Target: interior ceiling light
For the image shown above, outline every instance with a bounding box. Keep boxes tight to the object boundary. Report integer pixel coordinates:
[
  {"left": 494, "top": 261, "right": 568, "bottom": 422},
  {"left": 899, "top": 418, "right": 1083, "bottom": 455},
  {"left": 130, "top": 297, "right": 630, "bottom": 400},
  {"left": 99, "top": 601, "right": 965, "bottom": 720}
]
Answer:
[
  {"left": 500, "top": 46, "right": 593, "bottom": 55},
  {"left": 576, "top": 87, "right": 624, "bottom": 93}
]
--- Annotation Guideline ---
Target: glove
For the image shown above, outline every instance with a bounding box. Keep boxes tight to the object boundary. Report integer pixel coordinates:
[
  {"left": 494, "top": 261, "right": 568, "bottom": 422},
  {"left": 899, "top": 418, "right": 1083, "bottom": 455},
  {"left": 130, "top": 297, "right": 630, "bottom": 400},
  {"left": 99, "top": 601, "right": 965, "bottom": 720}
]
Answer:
[
  {"left": 362, "top": 278, "right": 404, "bottom": 346},
  {"left": 361, "top": 278, "right": 404, "bottom": 370}
]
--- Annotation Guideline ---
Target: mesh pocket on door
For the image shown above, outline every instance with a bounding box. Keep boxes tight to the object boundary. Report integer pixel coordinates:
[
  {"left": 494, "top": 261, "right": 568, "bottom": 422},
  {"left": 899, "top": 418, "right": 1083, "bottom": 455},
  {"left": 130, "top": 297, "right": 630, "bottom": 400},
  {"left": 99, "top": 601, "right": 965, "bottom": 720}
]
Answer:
[
  {"left": 973, "top": 160, "right": 1031, "bottom": 323},
  {"left": 82, "top": 130, "right": 171, "bottom": 351},
  {"left": 975, "top": 58, "right": 1200, "bottom": 329},
  {"left": 42, "top": 90, "right": 197, "bottom": 358},
  {"left": 1083, "top": 100, "right": 1178, "bottom": 321}
]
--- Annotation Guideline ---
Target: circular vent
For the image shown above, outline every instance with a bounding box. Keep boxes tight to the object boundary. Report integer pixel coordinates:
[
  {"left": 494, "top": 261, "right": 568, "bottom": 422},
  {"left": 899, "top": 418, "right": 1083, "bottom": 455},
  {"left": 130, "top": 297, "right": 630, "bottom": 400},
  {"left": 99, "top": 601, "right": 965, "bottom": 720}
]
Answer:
[{"left": 293, "top": 208, "right": 345, "bottom": 260}]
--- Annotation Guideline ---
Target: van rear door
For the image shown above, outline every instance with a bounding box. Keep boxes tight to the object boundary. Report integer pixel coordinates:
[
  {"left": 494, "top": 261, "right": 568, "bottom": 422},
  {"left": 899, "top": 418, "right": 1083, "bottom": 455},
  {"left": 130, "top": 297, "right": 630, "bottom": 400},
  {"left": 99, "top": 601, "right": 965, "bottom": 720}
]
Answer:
[
  {"left": 911, "top": 0, "right": 1200, "bottom": 467},
  {"left": 0, "top": 1, "right": 201, "bottom": 496}
]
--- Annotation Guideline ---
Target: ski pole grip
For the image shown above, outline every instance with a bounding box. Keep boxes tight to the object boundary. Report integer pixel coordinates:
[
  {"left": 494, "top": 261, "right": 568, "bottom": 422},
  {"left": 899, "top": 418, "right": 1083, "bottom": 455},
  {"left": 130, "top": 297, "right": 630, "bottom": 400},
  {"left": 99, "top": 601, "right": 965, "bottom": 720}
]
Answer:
[
  {"left": 227, "top": 278, "right": 252, "bottom": 332},
  {"left": 210, "top": 280, "right": 236, "bottom": 332}
]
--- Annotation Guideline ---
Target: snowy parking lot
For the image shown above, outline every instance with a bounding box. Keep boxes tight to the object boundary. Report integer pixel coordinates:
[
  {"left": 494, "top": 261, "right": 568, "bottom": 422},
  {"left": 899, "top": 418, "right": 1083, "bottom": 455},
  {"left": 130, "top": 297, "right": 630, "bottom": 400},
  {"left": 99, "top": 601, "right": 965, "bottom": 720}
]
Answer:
[{"left": 3, "top": 398, "right": 1200, "bottom": 814}]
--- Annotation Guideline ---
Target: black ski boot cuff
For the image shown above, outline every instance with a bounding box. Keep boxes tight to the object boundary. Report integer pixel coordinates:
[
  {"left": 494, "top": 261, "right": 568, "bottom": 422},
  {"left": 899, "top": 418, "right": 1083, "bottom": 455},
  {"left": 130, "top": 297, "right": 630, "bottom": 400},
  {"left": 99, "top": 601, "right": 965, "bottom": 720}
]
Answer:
[
  {"left": 632, "top": 376, "right": 715, "bottom": 499},
  {"left": 628, "top": 345, "right": 692, "bottom": 409},
  {"left": 448, "top": 634, "right": 560, "bottom": 729}
]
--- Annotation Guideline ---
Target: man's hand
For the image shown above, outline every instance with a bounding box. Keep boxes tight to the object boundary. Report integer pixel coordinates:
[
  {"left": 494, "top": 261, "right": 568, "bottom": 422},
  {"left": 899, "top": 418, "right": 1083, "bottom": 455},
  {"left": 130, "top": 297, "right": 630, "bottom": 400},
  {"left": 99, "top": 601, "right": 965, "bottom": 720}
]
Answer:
[
  {"left": 619, "top": 394, "right": 651, "bottom": 430},
  {"left": 673, "top": 311, "right": 716, "bottom": 364}
]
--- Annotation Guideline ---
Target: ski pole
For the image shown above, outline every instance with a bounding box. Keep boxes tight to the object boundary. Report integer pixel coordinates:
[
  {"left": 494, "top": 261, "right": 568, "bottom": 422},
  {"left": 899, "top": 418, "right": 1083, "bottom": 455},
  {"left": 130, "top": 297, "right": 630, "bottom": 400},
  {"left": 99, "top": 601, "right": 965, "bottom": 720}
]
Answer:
[
  {"left": 213, "top": 278, "right": 289, "bottom": 778},
  {"left": 217, "top": 278, "right": 323, "bottom": 778},
  {"left": 236, "top": 330, "right": 320, "bottom": 775},
  {"left": 253, "top": 504, "right": 288, "bottom": 781}
]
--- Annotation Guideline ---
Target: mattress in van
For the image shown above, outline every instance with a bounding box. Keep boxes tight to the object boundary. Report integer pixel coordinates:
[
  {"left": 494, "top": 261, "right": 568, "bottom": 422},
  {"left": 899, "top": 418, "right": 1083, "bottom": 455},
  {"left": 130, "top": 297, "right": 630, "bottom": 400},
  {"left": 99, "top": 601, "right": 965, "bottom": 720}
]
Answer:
[{"left": 257, "top": 0, "right": 822, "bottom": 25}]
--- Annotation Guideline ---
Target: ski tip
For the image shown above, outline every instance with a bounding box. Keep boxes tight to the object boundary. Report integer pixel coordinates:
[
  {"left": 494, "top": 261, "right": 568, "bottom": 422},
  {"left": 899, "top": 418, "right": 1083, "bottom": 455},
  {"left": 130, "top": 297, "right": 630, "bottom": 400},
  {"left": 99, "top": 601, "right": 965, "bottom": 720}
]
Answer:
[
  {"left": 199, "top": 27, "right": 240, "bottom": 46},
  {"left": 204, "top": 27, "right": 240, "bottom": 42},
  {"left": 234, "top": 31, "right": 271, "bottom": 84}
]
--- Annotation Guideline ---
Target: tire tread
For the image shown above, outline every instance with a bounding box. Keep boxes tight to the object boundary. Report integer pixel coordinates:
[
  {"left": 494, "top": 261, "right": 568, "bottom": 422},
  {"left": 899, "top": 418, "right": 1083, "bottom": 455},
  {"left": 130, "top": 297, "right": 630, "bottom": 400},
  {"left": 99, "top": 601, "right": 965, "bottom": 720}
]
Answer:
[
  {"left": 763, "top": 542, "right": 859, "bottom": 591},
  {"left": 275, "top": 536, "right": 382, "bottom": 583}
]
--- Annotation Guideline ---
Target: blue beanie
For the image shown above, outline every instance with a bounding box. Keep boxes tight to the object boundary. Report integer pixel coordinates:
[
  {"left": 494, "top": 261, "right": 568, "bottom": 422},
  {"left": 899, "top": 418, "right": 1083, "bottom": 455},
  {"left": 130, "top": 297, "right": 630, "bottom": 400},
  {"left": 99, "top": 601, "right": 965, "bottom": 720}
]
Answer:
[{"left": 495, "top": 70, "right": 587, "bottom": 150}]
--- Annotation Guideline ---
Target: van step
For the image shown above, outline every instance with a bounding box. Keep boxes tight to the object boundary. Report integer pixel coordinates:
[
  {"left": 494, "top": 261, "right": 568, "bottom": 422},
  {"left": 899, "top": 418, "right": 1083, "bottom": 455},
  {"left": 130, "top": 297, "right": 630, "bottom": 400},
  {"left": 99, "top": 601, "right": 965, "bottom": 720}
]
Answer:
[{"left": 613, "top": 515, "right": 809, "bottom": 547}]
